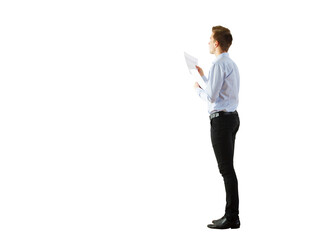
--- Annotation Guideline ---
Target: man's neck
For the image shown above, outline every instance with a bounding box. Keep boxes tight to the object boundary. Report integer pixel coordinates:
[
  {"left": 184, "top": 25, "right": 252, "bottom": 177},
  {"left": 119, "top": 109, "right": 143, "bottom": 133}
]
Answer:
[{"left": 215, "top": 51, "right": 227, "bottom": 57}]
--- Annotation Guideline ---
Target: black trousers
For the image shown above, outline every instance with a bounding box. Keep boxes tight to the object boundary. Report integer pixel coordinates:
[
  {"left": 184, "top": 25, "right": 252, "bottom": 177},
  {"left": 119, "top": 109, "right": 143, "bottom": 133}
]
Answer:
[{"left": 210, "top": 111, "right": 240, "bottom": 220}]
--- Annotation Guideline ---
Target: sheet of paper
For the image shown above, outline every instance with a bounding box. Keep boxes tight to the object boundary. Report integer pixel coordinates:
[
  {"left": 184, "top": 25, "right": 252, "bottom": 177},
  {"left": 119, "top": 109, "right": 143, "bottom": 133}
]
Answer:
[{"left": 184, "top": 52, "right": 198, "bottom": 74}]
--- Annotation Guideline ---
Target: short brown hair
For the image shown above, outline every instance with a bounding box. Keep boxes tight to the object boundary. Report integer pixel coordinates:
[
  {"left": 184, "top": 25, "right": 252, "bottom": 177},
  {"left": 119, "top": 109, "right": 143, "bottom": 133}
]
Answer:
[{"left": 212, "top": 26, "right": 233, "bottom": 52}]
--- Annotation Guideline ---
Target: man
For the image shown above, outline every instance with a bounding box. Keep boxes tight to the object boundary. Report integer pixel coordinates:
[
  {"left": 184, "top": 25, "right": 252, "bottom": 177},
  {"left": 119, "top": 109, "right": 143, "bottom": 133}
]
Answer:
[{"left": 194, "top": 26, "right": 241, "bottom": 229}]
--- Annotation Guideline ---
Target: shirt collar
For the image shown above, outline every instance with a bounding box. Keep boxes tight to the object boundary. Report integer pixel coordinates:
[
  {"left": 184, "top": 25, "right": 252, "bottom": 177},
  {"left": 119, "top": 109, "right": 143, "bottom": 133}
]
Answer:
[{"left": 212, "top": 52, "right": 229, "bottom": 64}]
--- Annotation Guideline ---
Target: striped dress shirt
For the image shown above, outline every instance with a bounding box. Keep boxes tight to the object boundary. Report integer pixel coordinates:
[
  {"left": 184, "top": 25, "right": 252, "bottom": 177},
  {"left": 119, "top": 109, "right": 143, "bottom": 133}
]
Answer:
[{"left": 195, "top": 52, "right": 240, "bottom": 114}]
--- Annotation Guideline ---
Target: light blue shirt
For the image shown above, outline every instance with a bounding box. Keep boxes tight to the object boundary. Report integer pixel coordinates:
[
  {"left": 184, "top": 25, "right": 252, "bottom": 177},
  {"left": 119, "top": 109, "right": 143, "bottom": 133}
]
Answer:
[{"left": 195, "top": 52, "right": 240, "bottom": 114}]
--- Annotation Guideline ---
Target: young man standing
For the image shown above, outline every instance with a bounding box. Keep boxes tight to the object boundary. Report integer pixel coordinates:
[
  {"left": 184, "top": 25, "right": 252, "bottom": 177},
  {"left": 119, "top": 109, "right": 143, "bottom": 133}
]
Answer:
[{"left": 194, "top": 26, "right": 241, "bottom": 229}]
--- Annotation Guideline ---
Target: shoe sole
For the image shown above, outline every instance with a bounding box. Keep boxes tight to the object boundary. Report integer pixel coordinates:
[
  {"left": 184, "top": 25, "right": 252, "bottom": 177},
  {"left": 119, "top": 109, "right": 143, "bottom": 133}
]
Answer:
[
  {"left": 209, "top": 223, "right": 240, "bottom": 229},
  {"left": 207, "top": 226, "right": 240, "bottom": 229}
]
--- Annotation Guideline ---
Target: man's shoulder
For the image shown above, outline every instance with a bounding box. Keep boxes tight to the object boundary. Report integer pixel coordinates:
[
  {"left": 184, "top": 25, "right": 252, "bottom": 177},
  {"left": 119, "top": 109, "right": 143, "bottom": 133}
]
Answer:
[{"left": 214, "top": 56, "right": 236, "bottom": 68}]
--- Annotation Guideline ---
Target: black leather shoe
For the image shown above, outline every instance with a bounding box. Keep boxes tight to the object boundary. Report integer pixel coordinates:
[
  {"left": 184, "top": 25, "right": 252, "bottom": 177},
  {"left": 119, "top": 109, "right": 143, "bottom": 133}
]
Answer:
[
  {"left": 212, "top": 215, "right": 225, "bottom": 224},
  {"left": 207, "top": 216, "right": 240, "bottom": 229}
]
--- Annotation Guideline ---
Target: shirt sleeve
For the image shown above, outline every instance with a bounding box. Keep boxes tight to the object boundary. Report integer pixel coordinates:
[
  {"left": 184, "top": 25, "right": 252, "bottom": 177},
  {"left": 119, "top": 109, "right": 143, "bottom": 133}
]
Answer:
[
  {"left": 195, "top": 63, "right": 224, "bottom": 103},
  {"left": 201, "top": 75, "right": 209, "bottom": 84}
]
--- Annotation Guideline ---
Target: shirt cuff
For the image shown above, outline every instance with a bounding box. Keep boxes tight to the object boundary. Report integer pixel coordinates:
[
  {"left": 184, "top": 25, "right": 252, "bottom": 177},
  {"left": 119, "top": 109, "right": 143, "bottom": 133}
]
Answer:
[
  {"left": 201, "top": 75, "right": 208, "bottom": 82},
  {"left": 195, "top": 87, "right": 202, "bottom": 95}
]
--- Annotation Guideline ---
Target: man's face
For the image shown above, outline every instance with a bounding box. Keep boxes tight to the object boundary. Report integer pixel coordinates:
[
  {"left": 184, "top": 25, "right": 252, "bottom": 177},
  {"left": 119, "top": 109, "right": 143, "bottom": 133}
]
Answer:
[{"left": 208, "top": 32, "right": 217, "bottom": 54}]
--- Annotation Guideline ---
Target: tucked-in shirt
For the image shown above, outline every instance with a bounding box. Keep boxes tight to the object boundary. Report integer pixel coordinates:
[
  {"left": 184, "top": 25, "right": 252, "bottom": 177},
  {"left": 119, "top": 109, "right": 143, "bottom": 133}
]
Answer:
[{"left": 195, "top": 52, "right": 240, "bottom": 115}]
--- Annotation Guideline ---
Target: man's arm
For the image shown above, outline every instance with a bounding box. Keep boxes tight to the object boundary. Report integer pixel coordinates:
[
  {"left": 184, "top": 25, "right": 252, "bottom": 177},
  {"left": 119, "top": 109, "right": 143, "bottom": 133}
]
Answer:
[
  {"left": 196, "top": 65, "right": 209, "bottom": 84},
  {"left": 201, "top": 75, "right": 209, "bottom": 84},
  {"left": 194, "top": 63, "right": 224, "bottom": 103}
]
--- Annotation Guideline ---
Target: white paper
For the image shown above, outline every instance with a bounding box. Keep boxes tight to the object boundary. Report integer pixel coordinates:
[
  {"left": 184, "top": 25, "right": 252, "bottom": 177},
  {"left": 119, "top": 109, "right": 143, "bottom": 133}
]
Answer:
[{"left": 184, "top": 52, "right": 198, "bottom": 74}]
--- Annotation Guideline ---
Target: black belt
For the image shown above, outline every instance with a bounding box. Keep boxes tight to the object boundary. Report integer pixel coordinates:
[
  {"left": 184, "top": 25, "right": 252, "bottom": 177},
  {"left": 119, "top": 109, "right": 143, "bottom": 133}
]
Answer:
[{"left": 209, "top": 110, "right": 238, "bottom": 120}]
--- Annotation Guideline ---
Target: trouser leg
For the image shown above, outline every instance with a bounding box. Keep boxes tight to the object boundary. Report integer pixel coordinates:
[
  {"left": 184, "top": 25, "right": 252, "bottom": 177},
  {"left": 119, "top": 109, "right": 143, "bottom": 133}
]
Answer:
[{"left": 210, "top": 114, "right": 240, "bottom": 220}]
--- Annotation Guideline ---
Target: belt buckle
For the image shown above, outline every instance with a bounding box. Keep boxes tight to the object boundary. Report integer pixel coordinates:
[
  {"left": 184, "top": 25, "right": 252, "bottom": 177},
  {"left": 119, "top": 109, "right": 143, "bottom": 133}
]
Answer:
[{"left": 210, "top": 112, "right": 219, "bottom": 120}]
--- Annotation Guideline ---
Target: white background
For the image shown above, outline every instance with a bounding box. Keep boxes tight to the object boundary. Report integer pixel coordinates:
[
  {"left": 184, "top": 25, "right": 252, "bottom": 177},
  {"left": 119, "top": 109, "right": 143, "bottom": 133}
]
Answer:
[{"left": 1, "top": 0, "right": 327, "bottom": 239}]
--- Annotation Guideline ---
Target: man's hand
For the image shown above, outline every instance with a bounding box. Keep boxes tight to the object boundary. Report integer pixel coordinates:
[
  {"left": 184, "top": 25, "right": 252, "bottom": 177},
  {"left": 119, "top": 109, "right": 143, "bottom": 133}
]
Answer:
[
  {"left": 194, "top": 82, "right": 202, "bottom": 89},
  {"left": 195, "top": 65, "right": 204, "bottom": 77}
]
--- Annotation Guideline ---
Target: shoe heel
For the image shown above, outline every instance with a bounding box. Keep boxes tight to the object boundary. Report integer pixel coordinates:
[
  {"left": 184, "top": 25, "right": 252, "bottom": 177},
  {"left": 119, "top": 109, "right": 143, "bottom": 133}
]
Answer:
[{"left": 231, "top": 223, "right": 240, "bottom": 229}]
